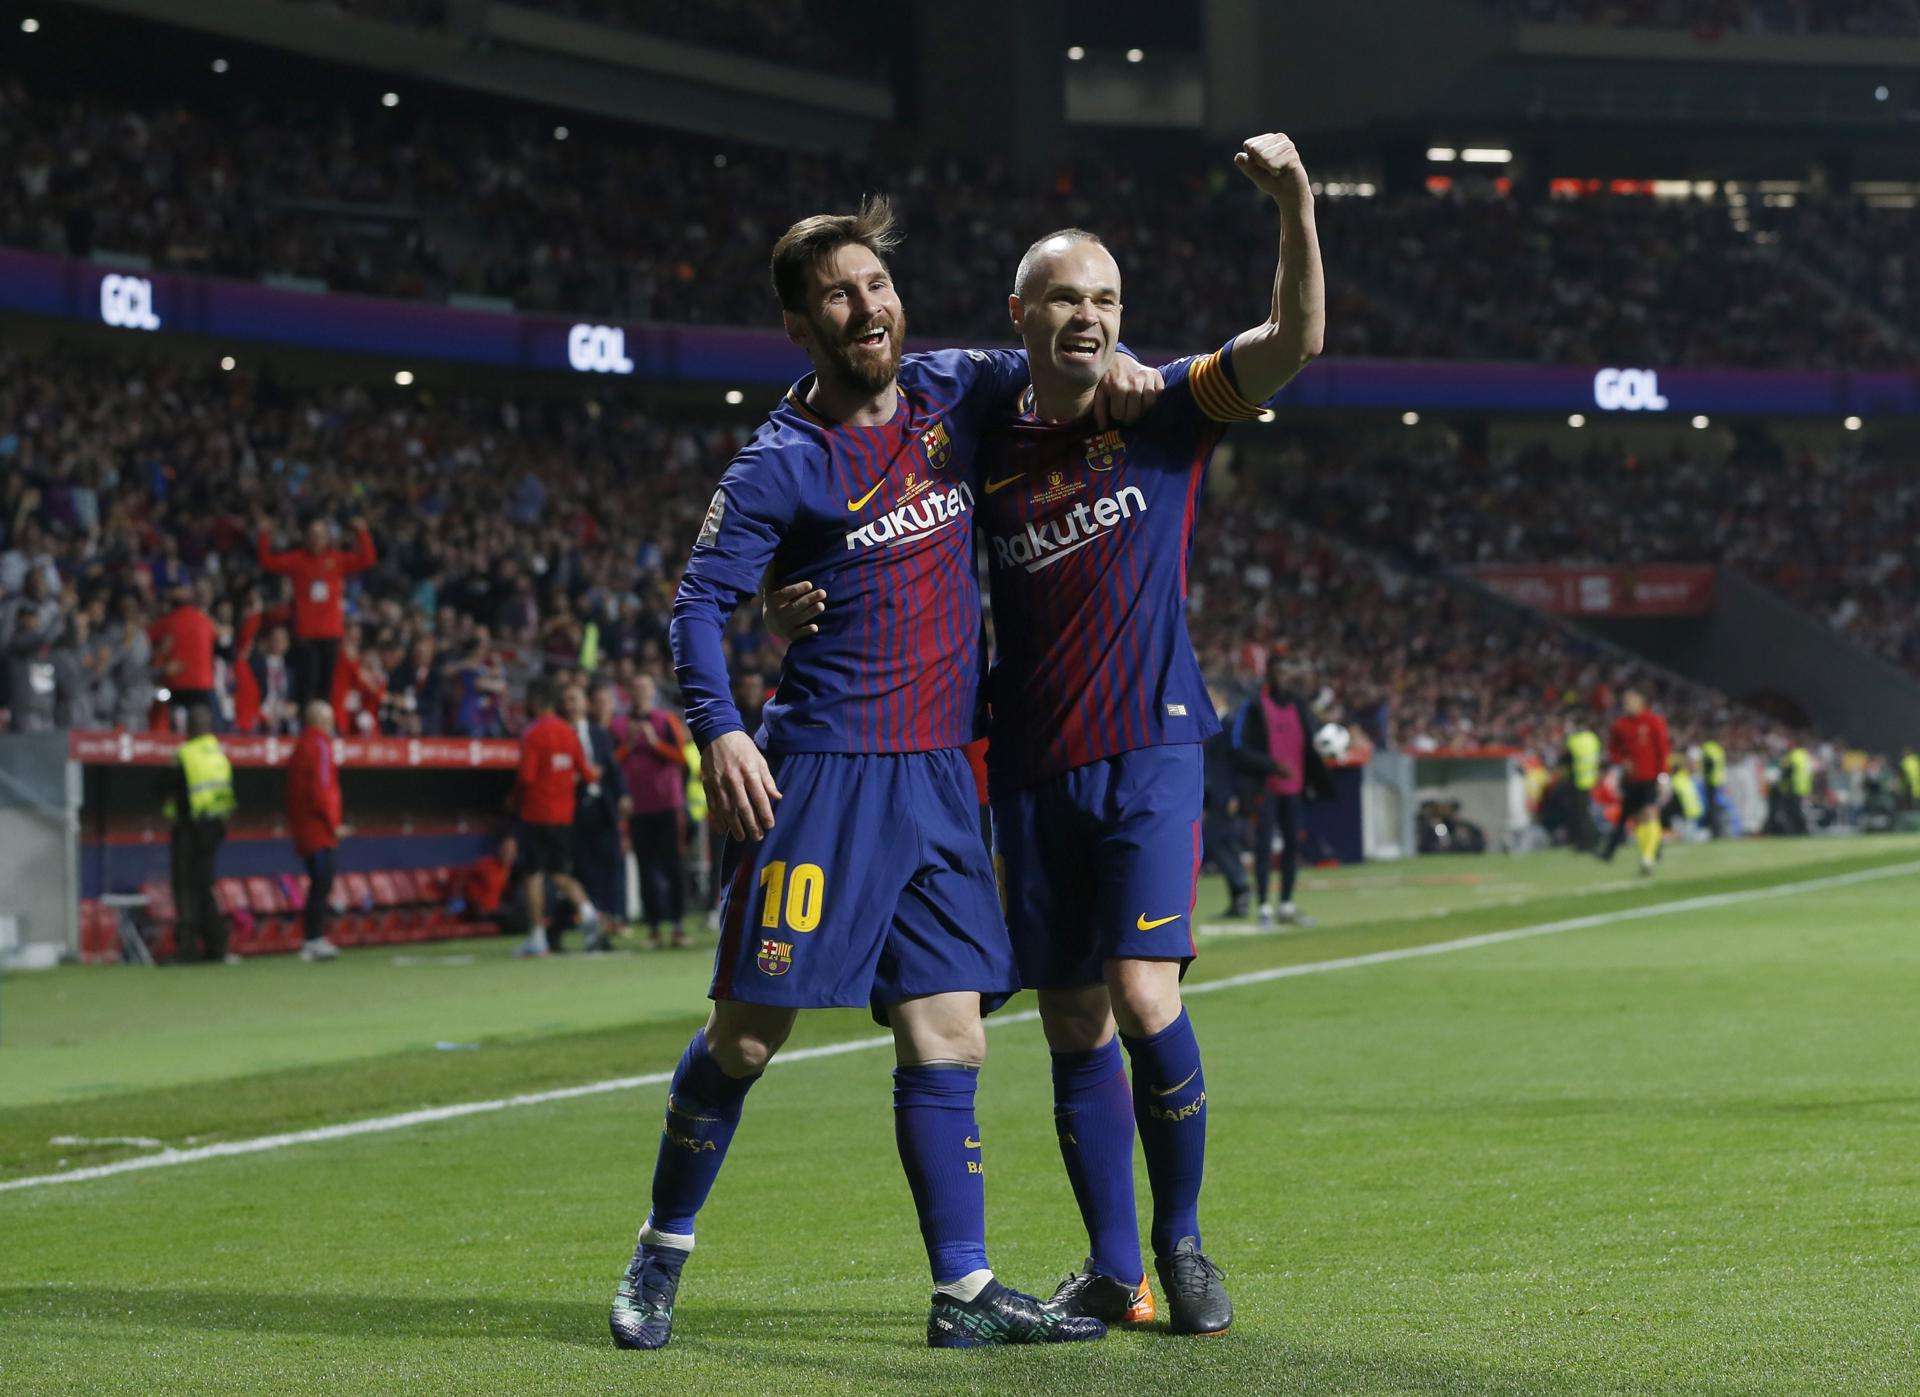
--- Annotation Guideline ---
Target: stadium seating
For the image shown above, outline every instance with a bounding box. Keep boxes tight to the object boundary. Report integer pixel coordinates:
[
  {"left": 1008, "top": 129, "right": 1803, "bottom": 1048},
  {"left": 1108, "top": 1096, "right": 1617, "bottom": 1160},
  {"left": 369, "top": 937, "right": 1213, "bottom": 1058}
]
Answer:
[{"left": 76, "top": 865, "right": 490, "bottom": 961}]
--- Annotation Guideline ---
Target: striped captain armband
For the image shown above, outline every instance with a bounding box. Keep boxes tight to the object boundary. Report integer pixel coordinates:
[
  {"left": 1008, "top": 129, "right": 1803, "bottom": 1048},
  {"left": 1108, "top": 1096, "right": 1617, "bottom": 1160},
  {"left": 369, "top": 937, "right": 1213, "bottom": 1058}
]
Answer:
[{"left": 1188, "top": 349, "right": 1266, "bottom": 423}]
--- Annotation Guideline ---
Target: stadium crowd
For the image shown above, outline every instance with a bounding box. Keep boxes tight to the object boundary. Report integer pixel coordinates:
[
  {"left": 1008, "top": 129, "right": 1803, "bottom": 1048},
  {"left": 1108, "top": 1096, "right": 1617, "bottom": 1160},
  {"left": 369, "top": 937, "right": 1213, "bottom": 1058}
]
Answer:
[
  {"left": 296, "top": 0, "right": 882, "bottom": 73},
  {"left": 0, "top": 346, "right": 1814, "bottom": 772},
  {"left": 1186, "top": 472, "right": 1776, "bottom": 757},
  {"left": 2, "top": 72, "right": 1909, "bottom": 369},
  {"left": 1272, "top": 432, "right": 1920, "bottom": 680}
]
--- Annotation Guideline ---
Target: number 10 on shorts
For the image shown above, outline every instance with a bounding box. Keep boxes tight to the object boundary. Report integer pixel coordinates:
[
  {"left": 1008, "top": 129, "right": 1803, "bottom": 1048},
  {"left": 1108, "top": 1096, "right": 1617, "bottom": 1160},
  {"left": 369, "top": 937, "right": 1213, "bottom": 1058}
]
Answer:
[{"left": 759, "top": 860, "right": 824, "bottom": 933}]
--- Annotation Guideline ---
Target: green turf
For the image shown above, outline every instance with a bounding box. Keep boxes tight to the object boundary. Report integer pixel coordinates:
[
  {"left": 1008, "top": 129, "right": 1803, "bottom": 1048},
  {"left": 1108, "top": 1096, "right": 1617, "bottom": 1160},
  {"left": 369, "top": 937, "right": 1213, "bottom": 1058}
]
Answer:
[{"left": 3, "top": 837, "right": 1918, "bottom": 1393}]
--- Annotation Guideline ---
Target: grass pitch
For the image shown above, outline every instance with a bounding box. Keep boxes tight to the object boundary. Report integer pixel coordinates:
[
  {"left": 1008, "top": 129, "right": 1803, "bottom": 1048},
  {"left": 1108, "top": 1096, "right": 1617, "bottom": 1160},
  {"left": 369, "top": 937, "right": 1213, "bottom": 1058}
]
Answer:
[{"left": 3, "top": 836, "right": 1918, "bottom": 1393}]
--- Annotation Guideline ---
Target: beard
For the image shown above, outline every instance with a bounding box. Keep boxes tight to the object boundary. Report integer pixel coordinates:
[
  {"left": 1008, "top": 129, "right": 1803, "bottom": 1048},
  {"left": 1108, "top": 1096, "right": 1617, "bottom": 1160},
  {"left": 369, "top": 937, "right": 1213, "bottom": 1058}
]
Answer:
[{"left": 812, "top": 306, "right": 906, "bottom": 396}]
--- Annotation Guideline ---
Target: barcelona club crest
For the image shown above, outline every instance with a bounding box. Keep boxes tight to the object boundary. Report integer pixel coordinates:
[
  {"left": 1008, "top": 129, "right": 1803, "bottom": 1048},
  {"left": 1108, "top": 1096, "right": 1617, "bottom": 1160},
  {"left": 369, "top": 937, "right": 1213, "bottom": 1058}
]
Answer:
[
  {"left": 1085, "top": 429, "right": 1125, "bottom": 471},
  {"left": 757, "top": 939, "right": 793, "bottom": 976},
  {"left": 921, "top": 420, "right": 952, "bottom": 470}
]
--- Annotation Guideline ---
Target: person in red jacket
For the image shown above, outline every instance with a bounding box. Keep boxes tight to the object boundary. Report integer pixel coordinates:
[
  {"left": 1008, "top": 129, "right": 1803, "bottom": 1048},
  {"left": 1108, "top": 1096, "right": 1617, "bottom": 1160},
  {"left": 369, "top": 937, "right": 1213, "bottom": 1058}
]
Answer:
[
  {"left": 1602, "top": 688, "right": 1672, "bottom": 875},
  {"left": 151, "top": 585, "right": 217, "bottom": 729},
  {"left": 453, "top": 833, "right": 517, "bottom": 922},
  {"left": 287, "top": 699, "right": 344, "bottom": 961},
  {"left": 513, "top": 675, "right": 603, "bottom": 957},
  {"left": 256, "top": 514, "right": 377, "bottom": 715}
]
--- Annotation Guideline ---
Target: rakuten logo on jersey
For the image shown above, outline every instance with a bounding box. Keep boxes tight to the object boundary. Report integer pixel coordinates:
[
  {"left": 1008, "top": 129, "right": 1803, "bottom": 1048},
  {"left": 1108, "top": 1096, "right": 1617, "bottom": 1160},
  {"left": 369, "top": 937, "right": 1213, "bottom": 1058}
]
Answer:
[
  {"left": 845, "top": 483, "right": 975, "bottom": 551},
  {"left": 990, "top": 485, "right": 1147, "bottom": 573}
]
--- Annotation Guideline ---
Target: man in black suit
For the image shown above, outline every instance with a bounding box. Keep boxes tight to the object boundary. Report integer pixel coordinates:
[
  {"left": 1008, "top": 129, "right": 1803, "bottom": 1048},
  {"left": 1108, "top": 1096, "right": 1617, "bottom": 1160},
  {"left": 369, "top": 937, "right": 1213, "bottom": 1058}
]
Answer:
[
  {"left": 566, "top": 680, "right": 626, "bottom": 951},
  {"left": 1202, "top": 692, "right": 1253, "bottom": 920}
]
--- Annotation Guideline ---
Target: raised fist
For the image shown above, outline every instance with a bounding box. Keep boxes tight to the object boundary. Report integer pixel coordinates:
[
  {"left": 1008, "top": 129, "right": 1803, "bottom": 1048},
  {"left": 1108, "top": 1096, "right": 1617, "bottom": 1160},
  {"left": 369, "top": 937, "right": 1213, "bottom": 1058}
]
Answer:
[{"left": 1234, "top": 133, "right": 1311, "bottom": 206}]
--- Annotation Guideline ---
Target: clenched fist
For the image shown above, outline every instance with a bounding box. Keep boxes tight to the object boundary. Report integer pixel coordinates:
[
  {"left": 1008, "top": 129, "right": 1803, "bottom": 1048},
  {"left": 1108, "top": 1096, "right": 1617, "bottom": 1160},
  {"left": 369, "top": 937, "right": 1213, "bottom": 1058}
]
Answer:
[{"left": 1234, "top": 132, "right": 1311, "bottom": 211}]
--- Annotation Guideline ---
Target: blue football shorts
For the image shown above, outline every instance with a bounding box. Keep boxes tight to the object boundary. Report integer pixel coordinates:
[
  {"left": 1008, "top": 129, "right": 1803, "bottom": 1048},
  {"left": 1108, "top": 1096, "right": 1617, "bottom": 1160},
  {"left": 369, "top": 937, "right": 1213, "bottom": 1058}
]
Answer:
[{"left": 711, "top": 748, "right": 1018, "bottom": 1020}]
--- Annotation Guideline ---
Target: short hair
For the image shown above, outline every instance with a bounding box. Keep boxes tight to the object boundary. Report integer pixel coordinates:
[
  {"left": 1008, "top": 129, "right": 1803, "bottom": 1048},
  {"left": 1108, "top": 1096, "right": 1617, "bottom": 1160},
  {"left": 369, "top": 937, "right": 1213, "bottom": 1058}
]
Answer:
[
  {"left": 525, "top": 676, "right": 557, "bottom": 714},
  {"left": 186, "top": 704, "right": 214, "bottom": 738},
  {"left": 1013, "top": 228, "right": 1106, "bottom": 300},
  {"left": 769, "top": 195, "right": 901, "bottom": 313}
]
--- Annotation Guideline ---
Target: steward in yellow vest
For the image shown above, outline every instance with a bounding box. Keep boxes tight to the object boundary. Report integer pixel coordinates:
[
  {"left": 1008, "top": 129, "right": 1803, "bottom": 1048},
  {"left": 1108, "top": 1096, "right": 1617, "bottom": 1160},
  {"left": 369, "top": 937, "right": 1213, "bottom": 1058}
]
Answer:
[
  {"left": 1699, "top": 738, "right": 1728, "bottom": 838},
  {"left": 164, "top": 707, "right": 235, "bottom": 962}
]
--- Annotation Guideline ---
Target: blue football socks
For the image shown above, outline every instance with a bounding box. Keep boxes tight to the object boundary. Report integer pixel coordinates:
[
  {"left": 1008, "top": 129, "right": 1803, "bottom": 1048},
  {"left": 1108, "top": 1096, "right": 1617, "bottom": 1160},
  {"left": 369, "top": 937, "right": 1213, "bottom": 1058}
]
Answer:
[
  {"left": 1051, "top": 1036, "right": 1145, "bottom": 1283},
  {"left": 1122, "top": 1009, "right": 1208, "bottom": 1258},
  {"left": 644, "top": 1029, "right": 760, "bottom": 1239},
  {"left": 893, "top": 1064, "right": 991, "bottom": 1286}
]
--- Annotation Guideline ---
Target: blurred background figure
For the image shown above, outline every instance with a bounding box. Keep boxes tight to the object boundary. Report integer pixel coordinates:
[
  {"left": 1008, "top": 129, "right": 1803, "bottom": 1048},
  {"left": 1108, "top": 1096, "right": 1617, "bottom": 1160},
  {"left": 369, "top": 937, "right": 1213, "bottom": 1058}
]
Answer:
[
  {"left": 1202, "top": 690, "right": 1252, "bottom": 920},
  {"left": 152, "top": 585, "right": 216, "bottom": 730},
  {"left": 511, "top": 675, "right": 602, "bottom": 956},
  {"left": 287, "top": 699, "right": 343, "bottom": 962},
  {"left": 569, "top": 680, "right": 625, "bottom": 953},
  {"left": 257, "top": 514, "right": 377, "bottom": 716},
  {"left": 614, "top": 671, "right": 691, "bottom": 949},
  {"left": 162, "top": 705, "right": 235, "bottom": 963},
  {"left": 1231, "top": 657, "right": 1333, "bottom": 928}
]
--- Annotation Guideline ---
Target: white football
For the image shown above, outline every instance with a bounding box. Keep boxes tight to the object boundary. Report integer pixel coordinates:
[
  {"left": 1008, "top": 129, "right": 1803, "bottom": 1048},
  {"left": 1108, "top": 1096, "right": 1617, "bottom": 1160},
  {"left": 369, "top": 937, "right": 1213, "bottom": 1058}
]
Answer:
[{"left": 1313, "top": 722, "right": 1352, "bottom": 761}]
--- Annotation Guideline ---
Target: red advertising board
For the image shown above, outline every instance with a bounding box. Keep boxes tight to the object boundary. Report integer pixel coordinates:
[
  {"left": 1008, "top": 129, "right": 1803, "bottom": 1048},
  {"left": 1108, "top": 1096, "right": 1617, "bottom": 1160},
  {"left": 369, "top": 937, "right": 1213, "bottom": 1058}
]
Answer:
[
  {"left": 68, "top": 730, "right": 520, "bottom": 769},
  {"left": 1463, "top": 565, "right": 1715, "bottom": 618}
]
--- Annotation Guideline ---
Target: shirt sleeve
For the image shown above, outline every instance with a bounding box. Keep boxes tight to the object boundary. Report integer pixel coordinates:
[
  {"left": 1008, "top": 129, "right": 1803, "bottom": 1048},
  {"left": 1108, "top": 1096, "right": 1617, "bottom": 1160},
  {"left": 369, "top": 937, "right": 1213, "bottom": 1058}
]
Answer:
[
  {"left": 670, "top": 445, "right": 799, "bottom": 747},
  {"left": 256, "top": 532, "right": 296, "bottom": 575},
  {"left": 1153, "top": 339, "right": 1268, "bottom": 439},
  {"left": 342, "top": 527, "right": 377, "bottom": 575}
]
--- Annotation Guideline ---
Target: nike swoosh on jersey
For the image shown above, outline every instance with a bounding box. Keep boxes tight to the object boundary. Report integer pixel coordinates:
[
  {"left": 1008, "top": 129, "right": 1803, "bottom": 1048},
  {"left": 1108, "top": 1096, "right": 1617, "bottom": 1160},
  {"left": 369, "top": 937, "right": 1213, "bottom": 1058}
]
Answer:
[
  {"left": 983, "top": 473, "right": 1025, "bottom": 494},
  {"left": 846, "top": 477, "right": 887, "bottom": 511},
  {"left": 1151, "top": 1068, "right": 1200, "bottom": 1097},
  {"left": 1136, "top": 912, "right": 1182, "bottom": 931},
  {"left": 963, "top": 1136, "right": 983, "bottom": 1149}
]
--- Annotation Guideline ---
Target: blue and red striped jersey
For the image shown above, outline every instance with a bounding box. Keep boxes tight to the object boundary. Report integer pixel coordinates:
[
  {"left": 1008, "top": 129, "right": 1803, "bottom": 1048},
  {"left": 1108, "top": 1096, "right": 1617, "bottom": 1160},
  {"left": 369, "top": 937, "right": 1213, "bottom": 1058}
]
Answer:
[
  {"left": 979, "top": 341, "right": 1264, "bottom": 790},
  {"left": 672, "top": 348, "right": 1028, "bottom": 754}
]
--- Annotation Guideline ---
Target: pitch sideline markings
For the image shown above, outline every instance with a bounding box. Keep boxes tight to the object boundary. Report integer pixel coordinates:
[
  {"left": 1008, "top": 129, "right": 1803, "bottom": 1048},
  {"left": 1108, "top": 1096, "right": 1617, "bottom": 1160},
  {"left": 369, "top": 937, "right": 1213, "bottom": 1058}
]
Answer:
[{"left": 5, "top": 858, "right": 1916, "bottom": 1195}]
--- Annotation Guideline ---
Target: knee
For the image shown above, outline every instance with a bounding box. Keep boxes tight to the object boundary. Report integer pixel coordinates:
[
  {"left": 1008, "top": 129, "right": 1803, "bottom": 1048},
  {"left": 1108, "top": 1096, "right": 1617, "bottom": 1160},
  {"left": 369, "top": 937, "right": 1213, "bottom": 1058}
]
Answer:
[
  {"left": 1106, "top": 963, "right": 1183, "bottom": 1039},
  {"left": 1038, "top": 993, "right": 1116, "bottom": 1054},
  {"left": 704, "top": 1008, "right": 793, "bottom": 1076},
  {"left": 889, "top": 994, "right": 987, "bottom": 1068},
  {"left": 704, "top": 1028, "right": 780, "bottom": 1077},
  {"left": 897, "top": 1019, "right": 986, "bottom": 1069}
]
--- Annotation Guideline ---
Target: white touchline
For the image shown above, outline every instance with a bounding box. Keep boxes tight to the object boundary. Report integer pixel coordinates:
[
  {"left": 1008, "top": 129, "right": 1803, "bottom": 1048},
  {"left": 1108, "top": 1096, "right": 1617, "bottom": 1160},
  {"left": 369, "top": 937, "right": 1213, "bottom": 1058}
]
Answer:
[{"left": 5, "top": 859, "right": 1916, "bottom": 1195}]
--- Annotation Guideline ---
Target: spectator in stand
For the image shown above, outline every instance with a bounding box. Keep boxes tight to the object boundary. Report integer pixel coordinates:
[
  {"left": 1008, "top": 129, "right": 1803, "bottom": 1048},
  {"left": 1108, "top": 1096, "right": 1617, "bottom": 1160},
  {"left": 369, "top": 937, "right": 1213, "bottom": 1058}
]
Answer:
[
  {"left": 568, "top": 681, "right": 626, "bottom": 952},
  {"left": 152, "top": 584, "right": 217, "bottom": 727},
  {"left": 1230, "top": 657, "right": 1334, "bottom": 928},
  {"left": 615, "top": 670, "right": 692, "bottom": 949},
  {"left": 51, "top": 609, "right": 102, "bottom": 730},
  {"left": 1, "top": 568, "right": 63, "bottom": 732},
  {"left": 287, "top": 699, "right": 344, "bottom": 962},
  {"left": 101, "top": 594, "right": 153, "bottom": 731},
  {"left": 249, "top": 625, "right": 298, "bottom": 736},
  {"left": 330, "top": 622, "right": 387, "bottom": 736},
  {"left": 385, "top": 635, "right": 441, "bottom": 736},
  {"left": 256, "top": 513, "right": 377, "bottom": 713},
  {"left": 511, "top": 675, "right": 604, "bottom": 957}
]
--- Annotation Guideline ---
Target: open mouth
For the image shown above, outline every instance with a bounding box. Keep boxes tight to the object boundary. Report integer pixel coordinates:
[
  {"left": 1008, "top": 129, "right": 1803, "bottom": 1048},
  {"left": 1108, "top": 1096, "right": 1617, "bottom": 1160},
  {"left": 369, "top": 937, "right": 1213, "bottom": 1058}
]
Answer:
[
  {"left": 850, "top": 324, "right": 890, "bottom": 351},
  {"left": 1059, "top": 335, "right": 1101, "bottom": 362}
]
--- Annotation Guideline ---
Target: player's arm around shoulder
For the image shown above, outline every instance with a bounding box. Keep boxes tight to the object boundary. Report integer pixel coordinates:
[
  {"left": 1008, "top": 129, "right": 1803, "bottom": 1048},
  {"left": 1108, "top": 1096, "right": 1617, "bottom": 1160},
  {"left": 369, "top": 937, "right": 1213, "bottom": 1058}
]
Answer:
[
  {"left": 1225, "top": 131, "right": 1326, "bottom": 406},
  {"left": 925, "top": 345, "right": 1162, "bottom": 432}
]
